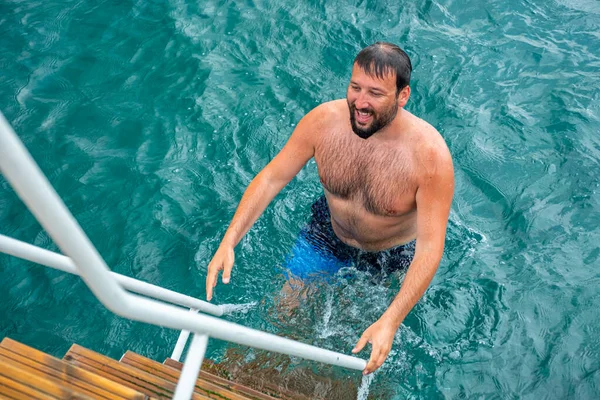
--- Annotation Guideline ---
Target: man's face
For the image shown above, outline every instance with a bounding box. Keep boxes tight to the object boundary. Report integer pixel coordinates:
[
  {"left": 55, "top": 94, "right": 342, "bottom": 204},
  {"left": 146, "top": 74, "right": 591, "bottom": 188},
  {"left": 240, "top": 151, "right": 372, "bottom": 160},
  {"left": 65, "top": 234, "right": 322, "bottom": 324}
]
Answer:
[{"left": 346, "top": 64, "right": 401, "bottom": 139}]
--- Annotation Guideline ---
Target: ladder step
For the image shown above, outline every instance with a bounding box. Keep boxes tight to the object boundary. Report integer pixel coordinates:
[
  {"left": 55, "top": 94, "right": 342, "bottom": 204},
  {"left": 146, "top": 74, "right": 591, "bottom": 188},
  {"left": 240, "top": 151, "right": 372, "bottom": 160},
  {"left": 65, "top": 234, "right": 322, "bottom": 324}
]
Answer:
[
  {"left": 0, "top": 356, "right": 93, "bottom": 399},
  {"left": 0, "top": 372, "right": 58, "bottom": 400},
  {"left": 64, "top": 344, "right": 208, "bottom": 400},
  {"left": 122, "top": 351, "right": 277, "bottom": 400},
  {"left": 0, "top": 338, "right": 145, "bottom": 399},
  {"left": 163, "top": 358, "right": 183, "bottom": 370},
  {"left": 164, "top": 358, "right": 291, "bottom": 400}
]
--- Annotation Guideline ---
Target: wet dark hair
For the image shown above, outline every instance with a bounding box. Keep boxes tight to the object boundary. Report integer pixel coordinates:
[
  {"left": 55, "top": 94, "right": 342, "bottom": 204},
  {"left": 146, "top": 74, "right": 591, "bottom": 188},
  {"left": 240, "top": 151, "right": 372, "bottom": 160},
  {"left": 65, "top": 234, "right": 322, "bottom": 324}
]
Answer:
[{"left": 354, "top": 42, "right": 412, "bottom": 94}]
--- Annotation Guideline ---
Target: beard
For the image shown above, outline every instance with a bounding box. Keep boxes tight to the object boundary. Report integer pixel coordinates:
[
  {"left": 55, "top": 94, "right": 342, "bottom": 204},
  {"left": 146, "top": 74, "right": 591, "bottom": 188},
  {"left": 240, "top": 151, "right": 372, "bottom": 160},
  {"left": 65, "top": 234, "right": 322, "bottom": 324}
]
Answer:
[{"left": 348, "top": 99, "right": 399, "bottom": 139}]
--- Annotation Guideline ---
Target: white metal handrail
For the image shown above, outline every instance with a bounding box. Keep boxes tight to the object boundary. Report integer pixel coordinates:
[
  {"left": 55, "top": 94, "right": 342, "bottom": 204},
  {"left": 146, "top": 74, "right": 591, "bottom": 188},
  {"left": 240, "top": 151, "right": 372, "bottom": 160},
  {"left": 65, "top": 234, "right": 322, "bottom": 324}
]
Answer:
[
  {"left": 0, "top": 234, "right": 223, "bottom": 316},
  {"left": 171, "top": 308, "right": 199, "bottom": 361},
  {"left": 0, "top": 111, "right": 366, "bottom": 399},
  {"left": 174, "top": 334, "right": 209, "bottom": 399}
]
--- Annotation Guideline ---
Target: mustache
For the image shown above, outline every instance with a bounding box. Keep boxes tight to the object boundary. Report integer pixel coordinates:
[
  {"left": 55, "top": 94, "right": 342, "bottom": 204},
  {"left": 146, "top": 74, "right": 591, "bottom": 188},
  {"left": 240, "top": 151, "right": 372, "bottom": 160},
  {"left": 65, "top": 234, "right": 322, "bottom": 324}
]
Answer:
[{"left": 350, "top": 104, "right": 374, "bottom": 114}]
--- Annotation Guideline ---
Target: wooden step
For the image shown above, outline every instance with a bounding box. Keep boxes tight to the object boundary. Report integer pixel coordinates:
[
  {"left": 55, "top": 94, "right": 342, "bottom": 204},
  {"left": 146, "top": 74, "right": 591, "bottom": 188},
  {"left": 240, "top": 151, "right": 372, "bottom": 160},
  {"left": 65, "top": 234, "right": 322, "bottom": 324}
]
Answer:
[
  {"left": 164, "top": 358, "right": 291, "bottom": 400},
  {"left": 0, "top": 356, "right": 93, "bottom": 399},
  {"left": 121, "top": 351, "right": 278, "bottom": 400},
  {"left": 64, "top": 344, "right": 211, "bottom": 399},
  {"left": 0, "top": 371, "right": 57, "bottom": 400},
  {"left": 165, "top": 354, "right": 361, "bottom": 400},
  {"left": 163, "top": 358, "right": 184, "bottom": 370},
  {"left": 0, "top": 338, "right": 146, "bottom": 400}
]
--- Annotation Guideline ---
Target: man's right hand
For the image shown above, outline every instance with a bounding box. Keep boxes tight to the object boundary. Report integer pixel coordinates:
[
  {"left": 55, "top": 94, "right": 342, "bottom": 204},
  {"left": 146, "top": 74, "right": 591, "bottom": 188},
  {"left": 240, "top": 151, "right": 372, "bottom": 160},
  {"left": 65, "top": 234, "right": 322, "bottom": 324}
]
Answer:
[{"left": 205, "top": 244, "right": 235, "bottom": 301}]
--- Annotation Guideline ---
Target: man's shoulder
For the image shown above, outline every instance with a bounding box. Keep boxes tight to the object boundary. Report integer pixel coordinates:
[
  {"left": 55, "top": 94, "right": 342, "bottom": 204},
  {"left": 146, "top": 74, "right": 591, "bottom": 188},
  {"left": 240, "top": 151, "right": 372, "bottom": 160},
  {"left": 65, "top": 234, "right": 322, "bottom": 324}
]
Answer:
[
  {"left": 298, "top": 100, "right": 346, "bottom": 134},
  {"left": 407, "top": 114, "right": 453, "bottom": 172},
  {"left": 292, "top": 100, "right": 345, "bottom": 143},
  {"left": 307, "top": 99, "right": 346, "bottom": 119}
]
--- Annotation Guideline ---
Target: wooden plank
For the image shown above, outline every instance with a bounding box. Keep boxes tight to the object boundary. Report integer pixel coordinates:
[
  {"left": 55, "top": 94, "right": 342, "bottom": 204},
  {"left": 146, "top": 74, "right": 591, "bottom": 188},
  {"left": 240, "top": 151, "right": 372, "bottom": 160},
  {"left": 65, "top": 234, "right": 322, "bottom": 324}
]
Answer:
[
  {"left": 164, "top": 358, "right": 183, "bottom": 369},
  {"left": 0, "top": 338, "right": 145, "bottom": 399},
  {"left": 0, "top": 352, "right": 110, "bottom": 399},
  {"left": 0, "top": 348, "right": 144, "bottom": 400},
  {"left": 64, "top": 344, "right": 208, "bottom": 400},
  {"left": 164, "top": 358, "right": 287, "bottom": 400},
  {"left": 0, "top": 358, "right": 93, "bottom": 399},
  {"left": 163, "top": 358, "right": 248, "bottom": 392},
  {"left": 123, "top": 351, "right": 275, "bottom": 400},
  {"left": 123, "top": 353, "right": 246, "bottom": 399},
  {"left": 0, "top": 374, "right": 57, "bottom": 400},
  {"left": 120, "top": 356, "right": 234, "bottom": 400}
]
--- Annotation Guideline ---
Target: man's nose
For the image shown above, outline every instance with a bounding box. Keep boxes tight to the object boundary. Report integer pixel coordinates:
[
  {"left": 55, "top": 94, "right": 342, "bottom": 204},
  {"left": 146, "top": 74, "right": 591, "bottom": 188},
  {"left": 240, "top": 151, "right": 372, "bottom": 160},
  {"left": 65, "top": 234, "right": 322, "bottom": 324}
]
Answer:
[{"left": 355, "top": 92, "right": 370, "bottom": 110}]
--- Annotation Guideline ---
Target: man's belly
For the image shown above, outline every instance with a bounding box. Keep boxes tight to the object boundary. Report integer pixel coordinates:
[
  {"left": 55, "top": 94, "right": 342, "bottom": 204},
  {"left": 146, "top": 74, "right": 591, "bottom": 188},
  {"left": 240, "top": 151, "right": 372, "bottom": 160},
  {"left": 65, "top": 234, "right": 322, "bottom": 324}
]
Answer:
[{"left": 325, "top": 193, "right": 418, "bottom": 252}]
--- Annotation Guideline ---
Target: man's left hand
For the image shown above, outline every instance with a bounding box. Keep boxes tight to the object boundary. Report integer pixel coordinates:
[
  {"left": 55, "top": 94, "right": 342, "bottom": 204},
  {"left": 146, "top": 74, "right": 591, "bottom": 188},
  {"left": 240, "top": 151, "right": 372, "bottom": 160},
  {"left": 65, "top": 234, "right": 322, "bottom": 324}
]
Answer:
[{"left": 352, "top": 316, "right": 399, "bottom": 375}]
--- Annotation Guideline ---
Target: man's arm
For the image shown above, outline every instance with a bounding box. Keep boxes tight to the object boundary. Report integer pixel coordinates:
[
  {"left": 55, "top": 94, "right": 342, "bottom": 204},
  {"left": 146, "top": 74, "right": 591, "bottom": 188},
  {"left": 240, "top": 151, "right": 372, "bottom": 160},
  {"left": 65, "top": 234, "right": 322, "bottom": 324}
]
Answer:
[
  {"left": 353, "top": 144, "right": 454, "bottom": 374},
  {"left": 205, "top": 105, "right": 324, "bottom": 301}
]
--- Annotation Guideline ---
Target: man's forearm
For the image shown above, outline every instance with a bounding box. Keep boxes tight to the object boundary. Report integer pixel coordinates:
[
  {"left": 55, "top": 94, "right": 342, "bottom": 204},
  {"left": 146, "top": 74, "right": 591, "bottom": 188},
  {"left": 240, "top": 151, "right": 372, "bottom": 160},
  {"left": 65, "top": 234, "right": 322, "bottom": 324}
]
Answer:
[
  {"left": 221, "top": 169, "right": 288, "bottom": 248},
  {"left": 381, "top": 252, "right": 441, "bottom": 329}
]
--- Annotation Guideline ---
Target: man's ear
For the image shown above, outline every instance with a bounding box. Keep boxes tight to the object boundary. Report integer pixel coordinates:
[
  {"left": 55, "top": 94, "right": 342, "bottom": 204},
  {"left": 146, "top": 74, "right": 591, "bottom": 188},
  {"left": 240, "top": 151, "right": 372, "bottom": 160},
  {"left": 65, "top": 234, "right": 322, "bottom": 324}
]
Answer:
[{"left": 398, "top": 86, "right": 411, "bottom": 108}]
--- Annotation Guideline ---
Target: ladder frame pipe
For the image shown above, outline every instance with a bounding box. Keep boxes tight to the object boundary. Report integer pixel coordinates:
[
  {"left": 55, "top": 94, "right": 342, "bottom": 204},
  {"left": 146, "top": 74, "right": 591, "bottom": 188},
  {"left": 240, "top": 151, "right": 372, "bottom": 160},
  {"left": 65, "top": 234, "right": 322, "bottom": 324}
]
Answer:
[
  {"left": 171, "top": 309, "right": 199, "bottom": 361},
  {"left": 173, "top": 334, "right": 208, "bottom": 400},
  {"left": 0, "top": 234, "right": 223, "bottom": 317}
]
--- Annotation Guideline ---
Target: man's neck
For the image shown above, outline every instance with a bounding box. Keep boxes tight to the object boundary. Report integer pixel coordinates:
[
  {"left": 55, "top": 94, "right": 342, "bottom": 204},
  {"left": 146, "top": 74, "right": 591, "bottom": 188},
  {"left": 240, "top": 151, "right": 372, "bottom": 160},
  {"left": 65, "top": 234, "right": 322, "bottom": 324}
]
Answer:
[{"left": 372, "top": 108, "right": 410, "bottom": 142}]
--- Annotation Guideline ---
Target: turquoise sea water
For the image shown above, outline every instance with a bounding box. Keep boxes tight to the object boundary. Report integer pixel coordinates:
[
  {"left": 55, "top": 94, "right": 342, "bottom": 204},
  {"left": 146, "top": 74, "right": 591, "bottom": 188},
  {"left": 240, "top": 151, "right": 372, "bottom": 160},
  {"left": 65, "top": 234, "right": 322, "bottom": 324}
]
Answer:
[{"left": 1, "top": 0, "right": 600, "bottom": 398}]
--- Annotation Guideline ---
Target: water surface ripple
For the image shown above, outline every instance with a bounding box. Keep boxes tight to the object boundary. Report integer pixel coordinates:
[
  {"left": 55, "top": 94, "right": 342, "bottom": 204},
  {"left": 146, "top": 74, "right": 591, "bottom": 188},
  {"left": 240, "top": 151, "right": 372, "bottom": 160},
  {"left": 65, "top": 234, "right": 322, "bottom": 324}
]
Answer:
[{"left": 1, "top": 0, "right": 599, "bottom": 398}]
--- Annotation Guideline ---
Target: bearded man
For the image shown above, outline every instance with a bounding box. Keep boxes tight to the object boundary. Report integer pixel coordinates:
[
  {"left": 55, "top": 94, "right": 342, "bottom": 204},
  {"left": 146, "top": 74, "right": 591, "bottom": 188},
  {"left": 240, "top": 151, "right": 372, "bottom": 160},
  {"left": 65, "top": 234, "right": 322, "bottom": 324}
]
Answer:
[{"left": 205, "top": 42, "right": 454, "bottom": 375}]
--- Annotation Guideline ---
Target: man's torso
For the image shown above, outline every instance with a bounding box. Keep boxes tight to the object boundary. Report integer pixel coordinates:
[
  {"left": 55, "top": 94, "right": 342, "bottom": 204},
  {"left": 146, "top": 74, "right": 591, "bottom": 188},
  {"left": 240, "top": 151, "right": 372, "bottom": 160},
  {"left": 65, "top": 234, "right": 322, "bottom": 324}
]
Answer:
[{"left": 312, "top": 100, "right": 443, "bottom": 252}]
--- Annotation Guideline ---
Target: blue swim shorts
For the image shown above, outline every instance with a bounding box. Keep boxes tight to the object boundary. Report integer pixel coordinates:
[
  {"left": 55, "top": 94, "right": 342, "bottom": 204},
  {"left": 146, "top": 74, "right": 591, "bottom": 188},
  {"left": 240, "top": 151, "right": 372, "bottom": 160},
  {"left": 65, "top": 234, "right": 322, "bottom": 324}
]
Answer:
[{"left": 285, "top": 196, "right": 416, "bottom": 280}]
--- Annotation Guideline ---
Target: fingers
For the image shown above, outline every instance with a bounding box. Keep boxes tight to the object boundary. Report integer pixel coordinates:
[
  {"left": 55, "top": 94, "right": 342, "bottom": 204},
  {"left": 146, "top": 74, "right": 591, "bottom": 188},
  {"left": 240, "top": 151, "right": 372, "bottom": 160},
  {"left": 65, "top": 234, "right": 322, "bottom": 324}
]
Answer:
[
  {"left": 363, "top": 346, "right": 388, "bottom": 375},
  {"left": 206, "top": 273, "right": 214, "bottom": 301},
  {"left": 205, "top": 260, "right": 220, "bottom": 301},
  {"left": 352, "top": 333, "right": 369, "bottom": 354},
  {"left": 206, "top": 247, "right": 235, "bottom": 301},
  {"left": 221, "top": 249, "right": 234, "bottom": 284}
]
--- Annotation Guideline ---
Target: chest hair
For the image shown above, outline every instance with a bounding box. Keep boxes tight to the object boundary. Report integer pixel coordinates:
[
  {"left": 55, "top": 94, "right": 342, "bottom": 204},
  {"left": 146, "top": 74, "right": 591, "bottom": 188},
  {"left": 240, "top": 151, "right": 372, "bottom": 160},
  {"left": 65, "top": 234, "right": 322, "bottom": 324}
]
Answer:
[{"left": 316, "top": 130, "right": 417, "bottom": 216}]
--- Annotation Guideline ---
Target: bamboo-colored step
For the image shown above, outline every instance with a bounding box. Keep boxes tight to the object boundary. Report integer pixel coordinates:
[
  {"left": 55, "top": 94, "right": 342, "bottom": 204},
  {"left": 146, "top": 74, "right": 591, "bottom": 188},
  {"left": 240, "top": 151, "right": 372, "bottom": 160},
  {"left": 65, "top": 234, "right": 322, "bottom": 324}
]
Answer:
[
  {"left": 121, "top": 351, "right": 277, "bottom": 400},
  {"left": 164, "top": 359, "right": 303, "bottom": 400},
  {"left": 0, "top": 337, "right": 304, "bottom": 400},
  {"left": 64, "top": 344, "right": 232, "bottom": 399},
  {"left": 0, "top": 338, "right": 145, "bottom": 400},
  {"left": 0, "top": 358, "right": 80, "bottom": 400}
]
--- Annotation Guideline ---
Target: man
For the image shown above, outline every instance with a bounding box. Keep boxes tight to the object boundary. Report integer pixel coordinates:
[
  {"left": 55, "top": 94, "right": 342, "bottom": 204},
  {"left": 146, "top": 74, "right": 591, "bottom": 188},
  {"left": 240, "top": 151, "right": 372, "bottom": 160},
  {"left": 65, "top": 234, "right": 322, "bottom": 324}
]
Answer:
[{"left": 205, "top": 42, "right": 454, "bottom": 375}]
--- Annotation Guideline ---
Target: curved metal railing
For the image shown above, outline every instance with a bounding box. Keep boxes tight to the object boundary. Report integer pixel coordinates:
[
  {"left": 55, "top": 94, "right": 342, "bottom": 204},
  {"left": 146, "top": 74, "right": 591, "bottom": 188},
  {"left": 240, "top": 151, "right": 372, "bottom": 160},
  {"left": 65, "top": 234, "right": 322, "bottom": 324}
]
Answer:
[{"left": 0, "top": 111, "right": 366, "bottom": 400}]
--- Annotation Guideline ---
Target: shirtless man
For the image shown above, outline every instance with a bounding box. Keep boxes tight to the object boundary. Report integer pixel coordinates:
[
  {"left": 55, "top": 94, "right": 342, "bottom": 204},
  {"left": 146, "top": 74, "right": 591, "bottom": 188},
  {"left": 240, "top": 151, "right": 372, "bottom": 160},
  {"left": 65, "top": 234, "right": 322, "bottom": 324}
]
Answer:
[{"left": 205, "top": 42, "right": 454, "bottom": 375}]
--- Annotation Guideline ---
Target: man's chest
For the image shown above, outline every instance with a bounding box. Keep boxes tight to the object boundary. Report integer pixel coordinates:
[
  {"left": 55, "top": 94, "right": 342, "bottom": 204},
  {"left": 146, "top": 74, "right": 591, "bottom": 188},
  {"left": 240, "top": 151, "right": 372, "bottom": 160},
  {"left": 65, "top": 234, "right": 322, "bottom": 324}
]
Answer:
[{"left": 314, "top": 132, "right": 419, "bottom": 216}]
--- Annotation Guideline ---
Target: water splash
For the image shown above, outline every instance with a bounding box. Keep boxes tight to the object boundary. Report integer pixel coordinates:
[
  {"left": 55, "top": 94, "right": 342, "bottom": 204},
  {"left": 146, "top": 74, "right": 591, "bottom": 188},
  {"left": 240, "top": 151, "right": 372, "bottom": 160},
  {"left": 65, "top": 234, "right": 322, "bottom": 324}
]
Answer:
[
  {"left": 221, "top": 302, "right": 258, "bottom": 315},
  {"left": 318, "top": 286, "right": 335, "bottom": 339},
  {"left": 357, "top": 373, "right": 374, "bottom": 400}
]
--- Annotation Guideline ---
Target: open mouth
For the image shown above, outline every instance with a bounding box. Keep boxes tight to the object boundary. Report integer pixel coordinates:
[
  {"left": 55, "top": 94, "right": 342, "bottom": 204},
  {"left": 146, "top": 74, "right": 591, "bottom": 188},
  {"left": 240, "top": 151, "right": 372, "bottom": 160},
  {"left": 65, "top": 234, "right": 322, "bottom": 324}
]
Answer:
[{"left": 355, "top": 109, "right": 373, "bottom": 125}]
